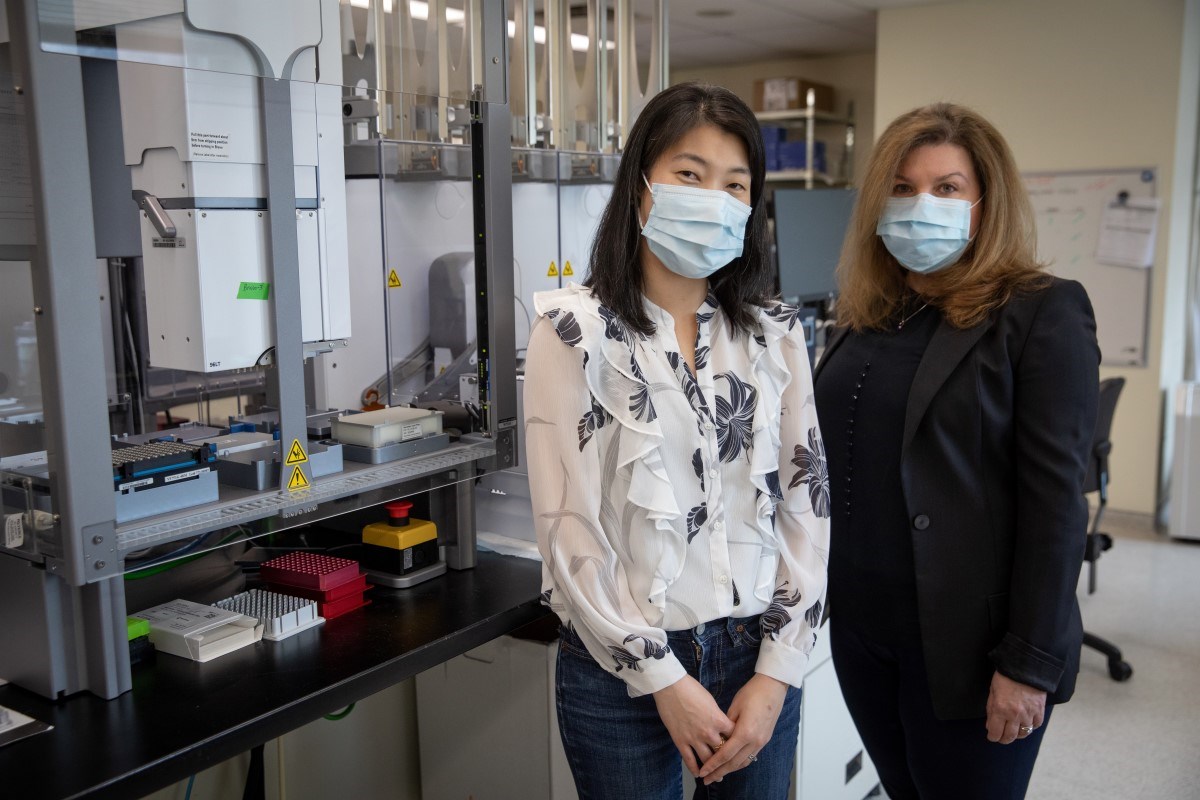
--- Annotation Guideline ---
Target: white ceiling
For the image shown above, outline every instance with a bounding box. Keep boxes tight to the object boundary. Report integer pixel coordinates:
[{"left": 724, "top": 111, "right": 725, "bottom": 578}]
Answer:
[{"left": 667, "top": 0, "right": 943, "bottom": 68}]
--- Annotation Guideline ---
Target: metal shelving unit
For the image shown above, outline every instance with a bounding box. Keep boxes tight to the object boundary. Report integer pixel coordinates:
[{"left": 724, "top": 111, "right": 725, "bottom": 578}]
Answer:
[
  {"left": 758, "top": 91, "right": 855, "bottom": 189},
  {"left": 114, "top": 438, "right": 496, "bottom": 553}
]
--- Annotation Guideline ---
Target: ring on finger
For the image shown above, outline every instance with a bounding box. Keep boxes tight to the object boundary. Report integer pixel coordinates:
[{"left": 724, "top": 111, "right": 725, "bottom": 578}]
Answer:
[{"left": 1018, "top": 725, "right": 1034, "bottom": 735}]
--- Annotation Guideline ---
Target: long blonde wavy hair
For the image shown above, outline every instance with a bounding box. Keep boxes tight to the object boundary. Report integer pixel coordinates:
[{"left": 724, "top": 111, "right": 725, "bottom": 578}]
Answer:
[{"left": 835, "top": 103, "right": 1050, "bottom": 331}]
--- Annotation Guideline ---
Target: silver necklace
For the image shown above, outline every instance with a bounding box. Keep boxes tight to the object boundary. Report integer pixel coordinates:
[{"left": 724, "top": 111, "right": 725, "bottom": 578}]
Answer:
[{"left": 896, "top": 302, "right": 930, "bottom": 331}]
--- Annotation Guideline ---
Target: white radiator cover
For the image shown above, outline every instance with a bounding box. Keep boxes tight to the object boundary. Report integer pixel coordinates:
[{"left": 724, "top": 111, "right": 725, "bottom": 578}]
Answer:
[{"left": 1170, "top": 382, "right": 1200, "bottom": 540}]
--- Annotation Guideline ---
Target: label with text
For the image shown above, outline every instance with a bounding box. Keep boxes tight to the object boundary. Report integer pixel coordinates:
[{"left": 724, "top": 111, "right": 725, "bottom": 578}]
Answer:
[
  {"left": 237, "top": 282, "right": 270, "bottom": 300},
  {"left": 4, "top": 514, "right": 23, "bottom": 549},
  {"left": 190, "top": 130, "right": 231, "bottom": 159},
  {"left": 164, "top": 467, "right": 210, "bottom": 484}
]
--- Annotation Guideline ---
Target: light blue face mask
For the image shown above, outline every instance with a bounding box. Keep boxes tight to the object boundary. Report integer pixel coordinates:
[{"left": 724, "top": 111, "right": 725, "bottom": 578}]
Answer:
[
  {"left": 640, "top": 175, "right": 752, "bottom": 280},
  {"left": 876, "top": 193, "right": 983, "bottom": 274}
]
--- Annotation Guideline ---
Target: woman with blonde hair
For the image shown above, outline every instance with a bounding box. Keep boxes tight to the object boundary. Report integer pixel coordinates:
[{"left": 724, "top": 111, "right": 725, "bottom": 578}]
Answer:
[{"left": 813, "top": 102, "right": 1099, "bottom": 798}]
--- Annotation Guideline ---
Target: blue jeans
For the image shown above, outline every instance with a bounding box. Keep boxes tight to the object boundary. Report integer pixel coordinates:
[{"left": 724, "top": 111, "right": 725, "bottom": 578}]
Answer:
[{"left": 555, "top": 616, "right": 802, "bottom": 800}]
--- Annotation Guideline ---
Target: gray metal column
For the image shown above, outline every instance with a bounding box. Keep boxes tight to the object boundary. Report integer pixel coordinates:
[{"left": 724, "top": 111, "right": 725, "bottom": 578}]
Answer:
[
  {"left": 436, "top": 463, "right": 478, "bottom": 571},
  {"left": 9, "top": 0, "right": 118, "bottom": 582},
  {"left": 473, "top": 0, "right": 517, "bottom": 471},
  {"left": 594, "top": 0, "right": 609, "bottom": 152},
  {"left": 3, "top": 0, "right": 130, "bottom": 699},
  {"left": 260, "top": 76, "right": 314, "bottom": 506}
]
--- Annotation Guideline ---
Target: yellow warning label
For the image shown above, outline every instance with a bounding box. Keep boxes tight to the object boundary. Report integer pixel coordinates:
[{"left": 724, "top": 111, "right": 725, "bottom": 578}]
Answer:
[
  {"left": 287, "top": 465, "right": 311, "bottom": 491},
  {"left": 285, "top": 438, "right": 308, "bottom": 465},
  {"left": 563, "top": 261, "right": 574, "bottom": 277},
  {"left": 547, "top": 261, "right": 559, "bottom": 278},
  {"left": 387, "top": 269, "right": 402, "bottom": 289}
]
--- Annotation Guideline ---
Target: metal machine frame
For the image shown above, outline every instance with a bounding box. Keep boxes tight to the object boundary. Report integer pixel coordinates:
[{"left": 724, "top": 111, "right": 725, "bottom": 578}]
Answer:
[{"left": 0, "top": 0, "right": 515, "bottom": 700}]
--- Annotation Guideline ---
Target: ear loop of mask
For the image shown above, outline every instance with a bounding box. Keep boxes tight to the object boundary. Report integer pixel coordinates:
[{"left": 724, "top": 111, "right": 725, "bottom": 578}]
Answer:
[
  {"left": 637, "top": 173, "right": 653, "bottom": 231},
  {"left": 965, "top": 194, "right": 984, "bottom": 240}
]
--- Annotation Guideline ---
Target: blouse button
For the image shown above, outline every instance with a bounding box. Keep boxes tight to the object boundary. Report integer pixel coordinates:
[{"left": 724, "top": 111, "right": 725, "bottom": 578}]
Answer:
[
  {"left": 709, "top": 468, "right": 719, "bottom": 479},
  {"left": 704, "top": 421, "right": 714, "bottom": 431},
  {"left": 713, "top": 520, "right": 724, "bottom": 530},
  {"left": 718, "top": 575, "right": 729, "bottom": 584}
]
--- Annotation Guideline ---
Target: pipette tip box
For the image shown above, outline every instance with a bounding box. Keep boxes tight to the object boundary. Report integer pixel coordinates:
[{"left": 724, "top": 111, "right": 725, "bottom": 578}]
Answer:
[
  {"left": 260, "top": 553, "right": 371, "bottom": 620},
  {"left": 259, "top": 552, "right": 361, "bottom": 590},
  {"left": 331, "top": 406, "right": 443, "bottom": 449},
  {"left": 212, "top": 589, "right": 325, "bottom": 642},
  {"left": 130, "top": 599, "right": 263, "bottom": 663}
]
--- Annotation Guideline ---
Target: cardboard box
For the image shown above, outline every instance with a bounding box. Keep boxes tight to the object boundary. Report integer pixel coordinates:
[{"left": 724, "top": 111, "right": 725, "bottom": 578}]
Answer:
[
  {"left": 131, "top": 599, "right": 262, "bottom": 662},
  {"left": 753, "top": 77, "right": 835, "bottom": 113}
]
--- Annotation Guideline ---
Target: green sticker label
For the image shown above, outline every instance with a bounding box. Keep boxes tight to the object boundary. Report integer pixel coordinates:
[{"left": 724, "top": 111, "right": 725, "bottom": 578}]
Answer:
[{"left": 237, "top": 282, "right": 270, "bottom": 300}]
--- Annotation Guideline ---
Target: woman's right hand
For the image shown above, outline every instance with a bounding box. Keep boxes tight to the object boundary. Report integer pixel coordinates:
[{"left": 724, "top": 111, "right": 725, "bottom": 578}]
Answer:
[{"left": 653, "top": 676, "right": 735, "bottom": 777}]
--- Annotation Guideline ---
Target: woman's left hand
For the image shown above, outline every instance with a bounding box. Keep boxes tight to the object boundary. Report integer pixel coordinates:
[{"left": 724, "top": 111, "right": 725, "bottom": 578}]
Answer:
[
  {"left": 986, "top": 671, "right": 1047, "bottom": 745},
  {"left": 697, "top": 673, "right": 789, "bottom": 785}
]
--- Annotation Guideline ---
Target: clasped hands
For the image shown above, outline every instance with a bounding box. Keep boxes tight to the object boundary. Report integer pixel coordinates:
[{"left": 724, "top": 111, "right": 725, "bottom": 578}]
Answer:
[
  {"left": 985, "top": 671, "right": 1047, "bottom": 745},
  {"left": 653, "top": 673, "right": 788, "bottom": 786}
]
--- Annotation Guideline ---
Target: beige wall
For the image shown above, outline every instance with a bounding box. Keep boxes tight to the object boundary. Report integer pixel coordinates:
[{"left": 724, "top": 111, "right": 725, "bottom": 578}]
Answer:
[
  {"left": 672, "top": 52, "right": 876, "bottom": 184},
  {"left": 876, "top": 0, "right": 1188, "bottom": 515}
]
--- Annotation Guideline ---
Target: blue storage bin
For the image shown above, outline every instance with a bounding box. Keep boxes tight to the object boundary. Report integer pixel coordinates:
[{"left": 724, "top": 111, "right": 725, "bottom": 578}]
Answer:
[
  {"left": 763, "top": 140, "right": 780, "bottom": 172},
  {"left": 776, "top": 141, "right": 827, "bottom": 174},
  {"left": 760, "top": 125, "right": 787, "bottom": 144}
]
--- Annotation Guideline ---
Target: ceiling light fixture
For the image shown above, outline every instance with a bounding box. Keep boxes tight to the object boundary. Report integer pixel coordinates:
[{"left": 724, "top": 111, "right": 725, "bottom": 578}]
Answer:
[{"left": 348, "top": 0, "right": 612, "bottom": 52}]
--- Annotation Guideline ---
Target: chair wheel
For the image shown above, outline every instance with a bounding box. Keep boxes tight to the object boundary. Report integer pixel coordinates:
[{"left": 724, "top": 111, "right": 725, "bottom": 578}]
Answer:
[{"left": 1108, "top": 660, "right": 1133, "bottom": 682}]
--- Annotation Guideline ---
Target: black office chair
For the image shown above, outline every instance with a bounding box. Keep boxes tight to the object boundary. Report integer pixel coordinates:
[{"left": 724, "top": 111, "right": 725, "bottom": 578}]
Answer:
[{"left": 1081, "top": 376, "right": 1133, "bottom": 682}]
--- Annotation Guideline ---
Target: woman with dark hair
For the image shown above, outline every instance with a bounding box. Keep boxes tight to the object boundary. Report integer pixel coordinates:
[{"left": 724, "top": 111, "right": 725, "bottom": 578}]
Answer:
[
  {"left": 524, "top": 82, "right": 829, "bottom": 798},
  {"left": 815, "top": 102, "right": 1099, "bottom": 799}
]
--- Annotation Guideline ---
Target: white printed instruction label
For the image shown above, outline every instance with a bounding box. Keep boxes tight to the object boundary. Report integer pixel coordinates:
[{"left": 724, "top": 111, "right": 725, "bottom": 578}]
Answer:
[
  {"left": 4, "top": 514, "right": 23, "bottom": 549},
  {"left": 401, "top": 422, "right": 423, "bottom": 441},
  {"left": 163, "top": 467, "right": 211, "bottom": 484},
  {"left": 190, "top": 130, "right": 230, "bottom": 159}
]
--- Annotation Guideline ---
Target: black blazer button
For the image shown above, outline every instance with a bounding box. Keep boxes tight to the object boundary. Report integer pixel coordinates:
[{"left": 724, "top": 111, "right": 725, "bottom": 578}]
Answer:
[{"left": 913, "top": 514, "right": 930, "bottom": 530}]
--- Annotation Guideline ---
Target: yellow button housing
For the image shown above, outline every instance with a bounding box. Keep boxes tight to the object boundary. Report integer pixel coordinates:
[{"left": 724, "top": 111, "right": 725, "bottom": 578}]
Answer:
[{"left": 362, "top": 518, "right": 438, "bottom": 551}]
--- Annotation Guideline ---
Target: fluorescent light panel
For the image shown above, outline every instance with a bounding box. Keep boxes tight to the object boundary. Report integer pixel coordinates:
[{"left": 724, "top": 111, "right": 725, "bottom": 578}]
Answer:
[{"left": 348, "top": 0, "right": 613, "bottom": 51}]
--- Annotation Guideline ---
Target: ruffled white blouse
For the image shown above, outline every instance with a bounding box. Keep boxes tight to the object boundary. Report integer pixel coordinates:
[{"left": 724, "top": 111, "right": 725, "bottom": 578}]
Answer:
[{"left": 524, "top": 283, "right": 830, "bottom": 696}]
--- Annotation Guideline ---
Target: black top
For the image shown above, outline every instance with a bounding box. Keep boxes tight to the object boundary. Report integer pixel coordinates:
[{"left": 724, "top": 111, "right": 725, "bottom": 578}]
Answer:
[
  {"left": 813, "top": 279, "right": 1099, "bottom": 719},
  {"left": 815, "top": 302, "right": 940, "bottom": 644}
]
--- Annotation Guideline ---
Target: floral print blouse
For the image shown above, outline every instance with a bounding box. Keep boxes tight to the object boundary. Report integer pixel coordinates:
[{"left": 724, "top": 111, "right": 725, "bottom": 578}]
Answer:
[{"left": 524, "top": 283, "right": 830, "bottom": 697}]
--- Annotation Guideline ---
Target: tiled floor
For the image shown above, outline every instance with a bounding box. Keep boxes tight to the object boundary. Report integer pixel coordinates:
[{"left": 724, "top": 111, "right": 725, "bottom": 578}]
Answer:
[{"left": 1026, "top": 512, "right": 1200, "bottom": 799}]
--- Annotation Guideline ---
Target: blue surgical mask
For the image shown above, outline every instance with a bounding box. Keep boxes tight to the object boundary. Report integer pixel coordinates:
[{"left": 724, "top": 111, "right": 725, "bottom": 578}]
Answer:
[
  {"left": 877, "top": 193, "right": 982, "bottom": 274},
  {"left": 640, "top": 175, "right": 752, "bottom": 279}
]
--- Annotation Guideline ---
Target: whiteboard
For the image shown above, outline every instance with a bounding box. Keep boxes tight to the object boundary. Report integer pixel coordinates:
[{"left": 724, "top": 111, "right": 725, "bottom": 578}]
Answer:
[{"left": 1023, "top": 168, "right": 1156, "bottom": 366}]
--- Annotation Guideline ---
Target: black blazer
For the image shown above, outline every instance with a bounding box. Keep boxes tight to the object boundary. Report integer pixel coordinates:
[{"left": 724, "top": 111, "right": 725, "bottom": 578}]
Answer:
[{"left": 814, "top": 277, "right": 1100, "bottom": 720}]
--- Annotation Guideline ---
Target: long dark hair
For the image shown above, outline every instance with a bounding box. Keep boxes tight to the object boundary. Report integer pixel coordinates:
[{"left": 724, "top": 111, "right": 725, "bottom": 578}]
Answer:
[{"left": 584, "top": 82, "right": 773, "bottom": 337}]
